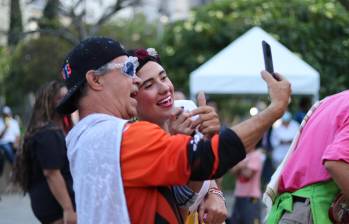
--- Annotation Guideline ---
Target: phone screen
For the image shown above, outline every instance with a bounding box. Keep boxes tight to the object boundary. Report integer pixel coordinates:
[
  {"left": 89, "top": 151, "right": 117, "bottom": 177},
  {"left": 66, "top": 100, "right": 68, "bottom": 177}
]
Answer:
[{"left": 262, "top": 40, "right": 278, "bottom": 80}]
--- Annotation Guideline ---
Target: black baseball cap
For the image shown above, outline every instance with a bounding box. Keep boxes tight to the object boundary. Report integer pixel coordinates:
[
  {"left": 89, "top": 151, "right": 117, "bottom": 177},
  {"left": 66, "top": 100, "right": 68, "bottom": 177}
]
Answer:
[{"left": 56, "top": 37, "right": 127, "bottom": 114}]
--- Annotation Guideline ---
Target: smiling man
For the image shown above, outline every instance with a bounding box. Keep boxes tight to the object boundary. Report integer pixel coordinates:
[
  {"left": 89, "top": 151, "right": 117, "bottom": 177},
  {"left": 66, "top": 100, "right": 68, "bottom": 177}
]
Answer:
[{"left": 57, "top": 37, "right": 291, "bottom": 224}]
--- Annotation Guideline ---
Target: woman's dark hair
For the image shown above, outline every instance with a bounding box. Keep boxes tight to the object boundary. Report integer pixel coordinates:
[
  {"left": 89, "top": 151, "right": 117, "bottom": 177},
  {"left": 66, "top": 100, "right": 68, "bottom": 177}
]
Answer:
[{"left": 13, "top": 80, "right": 66, "bottom": 192}]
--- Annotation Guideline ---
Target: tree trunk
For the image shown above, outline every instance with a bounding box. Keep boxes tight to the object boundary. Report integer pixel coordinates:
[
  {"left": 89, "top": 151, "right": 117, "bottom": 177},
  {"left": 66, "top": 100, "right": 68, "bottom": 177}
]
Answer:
[{"left": 7, "top": 0, "right": 23, "bottom": 46}]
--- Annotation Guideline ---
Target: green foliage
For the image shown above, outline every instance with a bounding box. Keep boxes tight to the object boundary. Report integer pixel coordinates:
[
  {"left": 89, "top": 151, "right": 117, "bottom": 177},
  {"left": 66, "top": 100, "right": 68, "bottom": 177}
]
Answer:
[
  {"left": 4, "top": 36, "right": 72, "bottom": 110},
  {"left": 3, "top": 13, "right": 159, "bottom": 115},
  {"left": 98, "top": 13, "right": 159, "bottom": 49},
  {"left": 8, "top": 0, "right": 23, "bottom": 46},
  {"left": 221, "top": 173, "right": 236, "bottom": 192},
  {"left": 160, "top": 0, "right": 349, "bottom": 98},
  {"left": 208, "top": 94, "right": 269, "bottom": 125}
]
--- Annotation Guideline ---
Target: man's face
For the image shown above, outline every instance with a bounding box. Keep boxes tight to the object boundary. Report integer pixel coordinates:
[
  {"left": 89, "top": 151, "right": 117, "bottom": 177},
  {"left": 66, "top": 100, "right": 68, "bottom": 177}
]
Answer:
[{"left": 99, "top": 55, "right": 141, "bottom": 119}]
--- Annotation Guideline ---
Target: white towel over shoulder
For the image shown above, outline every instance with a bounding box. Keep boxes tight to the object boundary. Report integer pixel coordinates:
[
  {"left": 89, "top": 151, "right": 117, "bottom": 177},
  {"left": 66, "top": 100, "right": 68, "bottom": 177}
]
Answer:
[{"left": 66, "top": 114, "right": 130, "bottom": 224}]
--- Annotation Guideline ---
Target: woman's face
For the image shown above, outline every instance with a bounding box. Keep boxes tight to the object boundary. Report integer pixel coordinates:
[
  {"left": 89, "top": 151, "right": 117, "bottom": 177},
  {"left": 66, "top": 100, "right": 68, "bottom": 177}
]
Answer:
[{"left": 135, "top": 61, "right": 174, "bottom": 126}]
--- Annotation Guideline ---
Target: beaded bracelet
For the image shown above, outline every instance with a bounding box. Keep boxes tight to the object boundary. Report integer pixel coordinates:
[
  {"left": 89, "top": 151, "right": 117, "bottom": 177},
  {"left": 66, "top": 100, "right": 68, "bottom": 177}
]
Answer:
[{"left": 208, "top": 187, "right": 225, "bottom": 202}]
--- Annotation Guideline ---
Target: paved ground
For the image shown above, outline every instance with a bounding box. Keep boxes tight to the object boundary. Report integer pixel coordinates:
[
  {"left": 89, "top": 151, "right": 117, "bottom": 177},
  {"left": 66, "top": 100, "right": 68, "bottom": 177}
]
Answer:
[
  {"left": 0, "top": 161, "right": 239, "bottom": 224},
  {"left": 0, "top": 192, "right": 234, "bottom": 224},
  {"left": 0, "top": 162, "right": 39, "bottom": 224},
  {"left": 0, "top": 193, "right": 234, "bottom": 224},
  {"left": 0, "top": 194, "right": 39, "bottom": 224},
  {"left": 0, "top": 192, "right": 235, "bottom": 224}
]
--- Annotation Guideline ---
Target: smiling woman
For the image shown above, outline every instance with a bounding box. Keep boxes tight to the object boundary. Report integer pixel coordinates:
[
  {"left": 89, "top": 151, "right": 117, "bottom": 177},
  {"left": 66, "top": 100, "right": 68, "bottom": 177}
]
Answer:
[
  {"left": 136, "top": 60, "right": 175, "bottom": 126},
  {"left": 129, "top": 48, "right": 228, "bottom": 224}
]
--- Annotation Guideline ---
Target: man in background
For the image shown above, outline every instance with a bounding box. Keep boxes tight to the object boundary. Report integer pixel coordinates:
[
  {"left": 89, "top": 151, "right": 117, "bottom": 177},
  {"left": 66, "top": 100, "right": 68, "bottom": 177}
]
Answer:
[
  {"left": 270, "top": 111, "right": 299, "bottom": 168},
  {"left": 0, "top": 106, "right": 20, "bottom": 175}
]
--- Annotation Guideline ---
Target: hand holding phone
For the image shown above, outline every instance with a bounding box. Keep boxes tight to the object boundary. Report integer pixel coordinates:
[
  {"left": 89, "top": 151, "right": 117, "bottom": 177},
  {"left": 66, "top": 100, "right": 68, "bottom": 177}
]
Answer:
[
  {"left": 262, "top": 41, "right": 291, "bottom": 103},
  {"left": 174, "top": 100, "right": 199, "bottom": 121},
  {"left": 262, "top": 40, "right": 279, "bottom": 80},
  {"left": 172, "top": 100, "right": 202, "bottom": 136}
]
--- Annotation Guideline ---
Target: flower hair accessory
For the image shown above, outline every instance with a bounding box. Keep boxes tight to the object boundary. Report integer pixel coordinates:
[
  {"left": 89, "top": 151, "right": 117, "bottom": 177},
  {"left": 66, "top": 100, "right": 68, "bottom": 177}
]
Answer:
[
  {"left": 135, "top": 48, "right": 160, "bottom": 61},
  {"left": 147, "top": 48, "right": 158, "bottom": 57},
  {"left": 134, "top": 47, "right": 161, "bottom": 72}
]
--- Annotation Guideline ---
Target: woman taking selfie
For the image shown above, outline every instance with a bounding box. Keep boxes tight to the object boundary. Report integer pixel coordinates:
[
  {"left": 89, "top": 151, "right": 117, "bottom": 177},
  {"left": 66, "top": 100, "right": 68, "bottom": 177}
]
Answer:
[{"left": 130, "top": 48, "right": 227, "bottom": 224}]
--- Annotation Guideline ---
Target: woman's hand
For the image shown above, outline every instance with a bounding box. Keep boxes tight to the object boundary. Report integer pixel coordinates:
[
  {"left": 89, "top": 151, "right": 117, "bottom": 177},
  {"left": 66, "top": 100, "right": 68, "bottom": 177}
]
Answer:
[
  {"left": 191, "top": 92, "right": 220, "bottom": 138},
  {"left": 198, "top": 191, "right": 227, "bottom": 224},
  {"left": 168, "top": 107, "right": 195, "bottom": 135},
  {"left": 43, "top": 169, "right": 76, "bottom": 224},
  {"left": 191, "top": 106, "right": 220, "bottom": 138},
  {"left": 63, "top": 208, "right": 77, "bottom": 224}
]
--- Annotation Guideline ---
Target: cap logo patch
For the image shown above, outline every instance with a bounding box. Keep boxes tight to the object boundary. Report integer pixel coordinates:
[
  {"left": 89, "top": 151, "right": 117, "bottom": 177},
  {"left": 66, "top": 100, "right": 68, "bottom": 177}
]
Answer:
[{"left": 62, "top": 63, "right": 72, "bottom": 80}]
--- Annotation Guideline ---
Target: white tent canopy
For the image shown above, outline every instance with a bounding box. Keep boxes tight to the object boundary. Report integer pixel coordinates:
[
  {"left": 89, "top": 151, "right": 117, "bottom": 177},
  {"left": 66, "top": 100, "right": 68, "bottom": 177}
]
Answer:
[{"left": 189, "top": 26, "right": 320, "bottom": 101}]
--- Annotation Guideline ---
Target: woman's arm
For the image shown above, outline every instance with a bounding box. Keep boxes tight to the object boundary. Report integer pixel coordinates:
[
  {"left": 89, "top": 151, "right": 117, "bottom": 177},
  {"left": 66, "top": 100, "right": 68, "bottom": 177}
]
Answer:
[
  {"left": 44, "top": 169, "right": 76, "bottom": 224},
  {"left": 198, "top": 180, "right": 227, "bottom": 224},
  {"left": 230, "top": 160, "right": 246, "bottom": 176}
]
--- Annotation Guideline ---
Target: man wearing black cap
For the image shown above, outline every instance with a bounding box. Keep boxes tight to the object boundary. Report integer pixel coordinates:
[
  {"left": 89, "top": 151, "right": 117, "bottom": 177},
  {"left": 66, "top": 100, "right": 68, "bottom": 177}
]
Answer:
[{"left": 57, "top": 37, "right": 291, "bottom": 224}]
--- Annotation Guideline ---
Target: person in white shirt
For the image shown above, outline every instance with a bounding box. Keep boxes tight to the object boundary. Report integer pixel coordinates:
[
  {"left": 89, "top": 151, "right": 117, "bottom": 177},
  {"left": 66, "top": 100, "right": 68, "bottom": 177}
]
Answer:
[
  {"left": 0, "top": 106, "right": 20, "bottom": 173},
  {"left": 270, "top": 111, "right": 299, "bottom": 168}
]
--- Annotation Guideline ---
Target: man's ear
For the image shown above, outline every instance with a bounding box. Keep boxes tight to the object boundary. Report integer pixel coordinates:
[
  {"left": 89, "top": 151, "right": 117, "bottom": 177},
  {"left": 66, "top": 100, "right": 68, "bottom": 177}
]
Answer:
[{"left": 86, "top": 70, "right": 103, "bottom": 90}]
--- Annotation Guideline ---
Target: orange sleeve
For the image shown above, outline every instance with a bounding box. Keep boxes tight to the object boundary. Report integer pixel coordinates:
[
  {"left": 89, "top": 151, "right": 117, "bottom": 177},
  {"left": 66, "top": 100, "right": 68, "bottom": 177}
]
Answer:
[
  {"left": 120, "top": 121, "right": 192, "bottom": 187},
  {"left": 210, "top": 134, "right": 220, "bottom": 177}
]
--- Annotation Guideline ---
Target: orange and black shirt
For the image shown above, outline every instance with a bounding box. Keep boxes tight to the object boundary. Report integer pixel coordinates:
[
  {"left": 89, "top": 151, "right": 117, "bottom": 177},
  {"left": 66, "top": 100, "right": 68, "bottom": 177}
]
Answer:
[{"left": 121, "top": 121, "right": 245, "bottom": 223}]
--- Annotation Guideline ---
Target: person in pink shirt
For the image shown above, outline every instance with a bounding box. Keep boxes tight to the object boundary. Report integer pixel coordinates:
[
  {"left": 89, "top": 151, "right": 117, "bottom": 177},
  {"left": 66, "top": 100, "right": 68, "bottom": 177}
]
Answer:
[
  {"left": 267, "top": 90, "right": 349, "bottom": 224},
  {"left": 230, "top": 143, "right": 264, "bottom": 224}
]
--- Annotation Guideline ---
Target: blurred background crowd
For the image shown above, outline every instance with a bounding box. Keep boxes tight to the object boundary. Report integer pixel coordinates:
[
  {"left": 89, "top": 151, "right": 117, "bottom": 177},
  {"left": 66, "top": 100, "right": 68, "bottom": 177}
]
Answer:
[{"left": 1, "top": 0, "right": 349, "bottom": 223}]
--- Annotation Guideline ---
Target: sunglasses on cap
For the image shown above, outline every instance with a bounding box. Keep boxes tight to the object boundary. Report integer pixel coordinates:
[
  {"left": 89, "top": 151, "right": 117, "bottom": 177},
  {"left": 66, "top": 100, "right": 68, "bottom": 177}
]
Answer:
[{"left": 94, "top": 56, "right": 139, "bottom": 78}]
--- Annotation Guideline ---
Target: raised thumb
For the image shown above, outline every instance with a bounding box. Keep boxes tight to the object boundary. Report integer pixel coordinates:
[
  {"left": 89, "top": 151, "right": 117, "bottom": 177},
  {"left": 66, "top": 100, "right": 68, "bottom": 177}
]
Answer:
[{"left": 197, "top": 91, "right": 206, "bottom": 107}]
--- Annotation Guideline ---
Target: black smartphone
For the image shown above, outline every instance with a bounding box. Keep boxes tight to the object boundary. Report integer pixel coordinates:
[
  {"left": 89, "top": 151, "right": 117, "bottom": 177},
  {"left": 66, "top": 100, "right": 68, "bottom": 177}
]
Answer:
[{"left": 262, "top": 40, "right": 278, "bottom": 79}]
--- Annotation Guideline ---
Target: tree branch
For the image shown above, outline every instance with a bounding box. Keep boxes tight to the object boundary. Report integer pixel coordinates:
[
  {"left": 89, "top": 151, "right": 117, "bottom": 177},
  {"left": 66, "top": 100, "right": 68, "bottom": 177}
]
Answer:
[
  {"left": 23, "top": 0, "right": 143, "bottom": 43},
  {"left": 338, "top": 0, "right": 349, "bottom": 11},
  {"left": 89, "top": 0, "right": 140, "bottom": 35},
  {"left": 96, "top": 0, "right": 123, "bottom": 27},
  {"left": 21, "top": 28, "right": 79, "bottom": 45},
  {"left": 73, "top": 0, "right": 85, "bottom": 9},
  {"left": 61, "top": 1, "right": 87, "bottom": 40}
]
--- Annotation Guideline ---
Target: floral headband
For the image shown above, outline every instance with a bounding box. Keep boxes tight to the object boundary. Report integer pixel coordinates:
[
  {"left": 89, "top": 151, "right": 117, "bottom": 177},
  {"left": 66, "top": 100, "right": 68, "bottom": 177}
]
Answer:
[{"left": 132, "top": 48, "right": 161, "bottom": 72}]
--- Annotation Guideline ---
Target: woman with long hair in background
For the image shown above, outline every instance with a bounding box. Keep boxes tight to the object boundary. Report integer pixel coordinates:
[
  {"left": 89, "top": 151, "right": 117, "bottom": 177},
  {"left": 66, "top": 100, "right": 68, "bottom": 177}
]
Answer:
[{"left": 14, "top": 80, "right": 76, "bottom": 224}]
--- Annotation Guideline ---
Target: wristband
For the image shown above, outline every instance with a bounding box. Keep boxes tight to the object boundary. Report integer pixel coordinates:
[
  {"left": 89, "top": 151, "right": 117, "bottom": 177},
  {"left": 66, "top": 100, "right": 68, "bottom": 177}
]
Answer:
[{"left": 208, "top": 187, "right": 225, "bottom": 202}]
